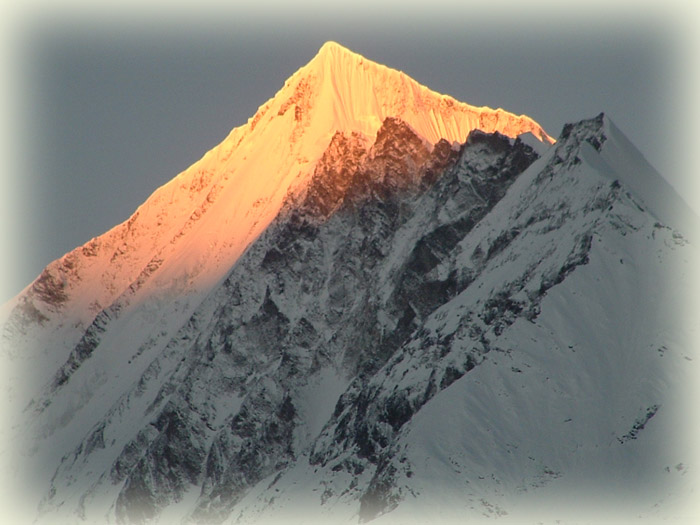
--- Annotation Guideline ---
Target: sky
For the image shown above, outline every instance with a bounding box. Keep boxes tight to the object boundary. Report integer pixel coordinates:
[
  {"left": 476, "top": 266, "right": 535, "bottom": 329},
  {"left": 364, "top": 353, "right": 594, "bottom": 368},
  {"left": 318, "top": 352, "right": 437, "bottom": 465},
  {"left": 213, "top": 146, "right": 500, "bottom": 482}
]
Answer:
[{"left": 1, "top": 1, "right": 699, "bottom": 302}]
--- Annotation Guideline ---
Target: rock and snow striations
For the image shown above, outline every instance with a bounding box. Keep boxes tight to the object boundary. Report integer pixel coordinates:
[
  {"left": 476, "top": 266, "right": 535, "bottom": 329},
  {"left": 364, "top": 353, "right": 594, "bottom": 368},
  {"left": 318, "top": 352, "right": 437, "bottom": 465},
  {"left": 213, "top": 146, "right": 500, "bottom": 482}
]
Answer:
[
  {"left": 2, "top": 41, "right": 553, "bottom": 401},
  {"left": 1, "top": 43, "right": 697, "bottom": 525}
]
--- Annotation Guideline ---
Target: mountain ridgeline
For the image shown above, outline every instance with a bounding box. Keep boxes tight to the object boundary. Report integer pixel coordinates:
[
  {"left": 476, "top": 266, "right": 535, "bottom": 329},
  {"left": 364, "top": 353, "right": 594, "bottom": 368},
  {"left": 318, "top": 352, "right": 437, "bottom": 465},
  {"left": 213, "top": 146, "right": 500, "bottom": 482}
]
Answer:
[{"left": 1, "top": 43, "right": 696, "bottom": 525}]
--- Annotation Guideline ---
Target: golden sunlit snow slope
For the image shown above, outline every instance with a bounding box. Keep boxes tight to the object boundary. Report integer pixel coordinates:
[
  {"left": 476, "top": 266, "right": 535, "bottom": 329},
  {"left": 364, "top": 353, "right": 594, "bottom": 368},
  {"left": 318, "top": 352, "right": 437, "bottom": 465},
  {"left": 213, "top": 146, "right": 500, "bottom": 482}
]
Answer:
[{"left": 4, "top": 41, "right": 554, "bottom": 367}]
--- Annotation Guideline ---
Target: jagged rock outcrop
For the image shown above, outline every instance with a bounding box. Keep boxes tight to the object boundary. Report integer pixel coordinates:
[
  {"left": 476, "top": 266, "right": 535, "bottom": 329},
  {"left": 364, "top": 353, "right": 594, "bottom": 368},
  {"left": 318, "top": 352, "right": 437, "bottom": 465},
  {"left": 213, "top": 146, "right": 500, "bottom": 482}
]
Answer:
[{"left": 2, "top": 43, "right": 696, "bottom": 525}]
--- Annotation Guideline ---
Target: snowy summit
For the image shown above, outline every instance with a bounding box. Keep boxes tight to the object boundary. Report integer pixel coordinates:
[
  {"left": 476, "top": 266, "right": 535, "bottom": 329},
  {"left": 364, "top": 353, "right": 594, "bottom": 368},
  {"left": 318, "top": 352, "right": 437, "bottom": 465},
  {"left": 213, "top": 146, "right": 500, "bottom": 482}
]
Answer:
[{"left": 1, "top": 42, "right": 697, "bottom": 525}]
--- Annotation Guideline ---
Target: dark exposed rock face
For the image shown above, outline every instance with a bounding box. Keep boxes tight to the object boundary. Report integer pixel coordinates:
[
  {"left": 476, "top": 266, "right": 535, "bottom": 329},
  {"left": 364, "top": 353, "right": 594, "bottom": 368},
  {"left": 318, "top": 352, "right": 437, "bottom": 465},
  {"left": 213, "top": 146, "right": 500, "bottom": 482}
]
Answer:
[
  {"left": 115, "top": 405, "right": 209, "bottom": 523},
  {"left": 102, "top": 118, "right": 545, "bottom": 522},
  {"left": 37, "top": 114, "right": 670, "bottom": 524}
]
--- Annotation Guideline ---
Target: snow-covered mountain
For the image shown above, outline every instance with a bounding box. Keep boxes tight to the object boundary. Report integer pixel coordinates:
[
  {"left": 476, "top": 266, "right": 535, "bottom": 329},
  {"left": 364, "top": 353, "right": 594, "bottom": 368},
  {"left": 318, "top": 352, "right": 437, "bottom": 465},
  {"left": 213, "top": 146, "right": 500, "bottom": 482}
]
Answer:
[
  {"left": 1, "top": 41, "right": 552, "bottom": 412},
  {"left": 1, "top": 42, "right": 697, "bottom": 524}
]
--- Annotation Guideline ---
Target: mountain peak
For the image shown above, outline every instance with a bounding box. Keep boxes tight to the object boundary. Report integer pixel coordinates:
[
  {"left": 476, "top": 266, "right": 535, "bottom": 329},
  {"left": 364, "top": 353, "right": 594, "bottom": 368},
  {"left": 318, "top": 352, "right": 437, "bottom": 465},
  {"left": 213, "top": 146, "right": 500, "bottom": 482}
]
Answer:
[
  {"left": 309, "top": 41, "right": 366, "bottom": 76},
  {"left": 276, "top": 42, "right": 555, "bottom": 148},
  {"left": 315, "top": 40, "right": 355, "bottom": 60},
  {"left": 3, "top": 43, "right": 558, "bottom": 377},
  {"left": 5, "top": 38, "right": 696, "bottom": 525},
  {"left": 3, "top": 43, "right": 558, "bottom": 349}
]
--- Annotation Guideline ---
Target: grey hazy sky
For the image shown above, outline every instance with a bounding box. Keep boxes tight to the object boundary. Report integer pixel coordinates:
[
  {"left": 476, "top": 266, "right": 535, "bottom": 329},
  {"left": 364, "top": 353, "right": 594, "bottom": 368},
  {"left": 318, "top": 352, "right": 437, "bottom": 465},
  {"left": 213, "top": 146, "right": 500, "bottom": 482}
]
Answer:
[{"left": 3, "top": 2, "right": 698, "bottom": 301}]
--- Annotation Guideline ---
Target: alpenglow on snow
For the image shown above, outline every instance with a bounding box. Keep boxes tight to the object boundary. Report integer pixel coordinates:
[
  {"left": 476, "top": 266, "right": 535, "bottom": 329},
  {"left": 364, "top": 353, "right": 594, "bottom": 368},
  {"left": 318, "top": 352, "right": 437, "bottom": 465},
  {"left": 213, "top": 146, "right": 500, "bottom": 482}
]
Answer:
[{"left": 1, "top": 41, "right": 697, "bottom": 525}]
